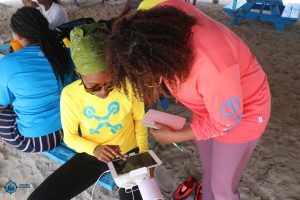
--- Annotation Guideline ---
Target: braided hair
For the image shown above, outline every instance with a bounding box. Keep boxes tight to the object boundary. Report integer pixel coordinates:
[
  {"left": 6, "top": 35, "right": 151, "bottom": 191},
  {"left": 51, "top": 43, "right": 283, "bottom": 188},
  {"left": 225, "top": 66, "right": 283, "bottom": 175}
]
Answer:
[
  {"left": 106, "top": 6, "right": 197, "bottom": 105},
  {"left": 10, "top": 7, "right": 70, "bottom": 84}
]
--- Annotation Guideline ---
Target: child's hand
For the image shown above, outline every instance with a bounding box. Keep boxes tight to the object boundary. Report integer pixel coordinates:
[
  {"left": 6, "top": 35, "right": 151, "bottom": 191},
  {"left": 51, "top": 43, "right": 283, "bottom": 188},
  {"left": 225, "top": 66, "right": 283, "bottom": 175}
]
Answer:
[{"left": 93, "top": 145, "right": 125, "bottom": 163}]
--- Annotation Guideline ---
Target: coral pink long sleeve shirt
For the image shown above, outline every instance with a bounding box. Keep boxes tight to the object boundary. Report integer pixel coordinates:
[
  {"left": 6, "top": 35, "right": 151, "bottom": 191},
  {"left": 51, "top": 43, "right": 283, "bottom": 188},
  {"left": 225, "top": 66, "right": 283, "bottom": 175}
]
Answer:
[{"left": 158, "top": 0, "right": 271, "bottom": 143}]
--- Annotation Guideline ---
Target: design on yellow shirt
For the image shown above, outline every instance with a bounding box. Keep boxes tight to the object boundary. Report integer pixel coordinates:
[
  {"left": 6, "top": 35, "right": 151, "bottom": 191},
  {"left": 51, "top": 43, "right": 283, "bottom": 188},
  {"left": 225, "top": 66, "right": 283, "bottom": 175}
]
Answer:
[{"left": 83, "top": 101, "right": 123, "bottom": 134}]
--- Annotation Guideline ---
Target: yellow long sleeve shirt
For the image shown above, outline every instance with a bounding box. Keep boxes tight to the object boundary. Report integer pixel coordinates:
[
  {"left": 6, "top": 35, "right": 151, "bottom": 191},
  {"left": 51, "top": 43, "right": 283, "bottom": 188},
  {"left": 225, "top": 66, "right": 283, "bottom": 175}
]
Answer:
[
  {"left": 137, "top": 0, "right": 166, "bottom": 10},
  {"left": 60, "top": 80, "right": 148, "bottom": 156}
]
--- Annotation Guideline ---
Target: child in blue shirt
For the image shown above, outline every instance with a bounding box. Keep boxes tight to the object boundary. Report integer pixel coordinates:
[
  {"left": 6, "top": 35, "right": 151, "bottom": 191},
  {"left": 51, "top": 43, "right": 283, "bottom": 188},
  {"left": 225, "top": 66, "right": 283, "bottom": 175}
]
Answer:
[{"left": 0, "top": 7, "right": 73, "bottom": 152}]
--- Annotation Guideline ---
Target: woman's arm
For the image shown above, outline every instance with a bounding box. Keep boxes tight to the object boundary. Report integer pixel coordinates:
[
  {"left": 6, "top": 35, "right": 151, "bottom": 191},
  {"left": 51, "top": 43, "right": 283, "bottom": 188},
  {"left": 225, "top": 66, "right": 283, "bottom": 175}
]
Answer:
[{"left": 149, "top": 124, "right": 196, "bottom": 144}]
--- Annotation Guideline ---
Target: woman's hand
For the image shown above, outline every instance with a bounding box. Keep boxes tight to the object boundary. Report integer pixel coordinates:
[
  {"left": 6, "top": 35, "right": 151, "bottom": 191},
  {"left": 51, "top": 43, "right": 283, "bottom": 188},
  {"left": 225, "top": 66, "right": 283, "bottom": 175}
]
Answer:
[
  {"left": 149, "top": 124, "right": 178, "bottom": 144},
  {"left": 149, "top": 123, "right": 196, "bottom": 144},
  {"left": 93, "top": 145, "right": 125, "bottom": 163}
]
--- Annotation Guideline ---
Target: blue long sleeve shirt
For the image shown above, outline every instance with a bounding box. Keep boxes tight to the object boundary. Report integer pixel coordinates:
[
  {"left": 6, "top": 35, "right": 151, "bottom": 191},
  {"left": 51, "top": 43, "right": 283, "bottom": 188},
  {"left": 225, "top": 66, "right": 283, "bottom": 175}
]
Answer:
[{"left": 0, "top": 46, "right": 74, "bottom": 137}]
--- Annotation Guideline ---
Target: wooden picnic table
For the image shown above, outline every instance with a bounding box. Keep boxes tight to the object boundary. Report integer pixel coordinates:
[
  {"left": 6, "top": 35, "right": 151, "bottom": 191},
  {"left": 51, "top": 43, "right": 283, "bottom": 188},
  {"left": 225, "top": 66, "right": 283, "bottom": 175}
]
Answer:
[{"left": 224, "top": 0, "right": 300, "bottom": 31}]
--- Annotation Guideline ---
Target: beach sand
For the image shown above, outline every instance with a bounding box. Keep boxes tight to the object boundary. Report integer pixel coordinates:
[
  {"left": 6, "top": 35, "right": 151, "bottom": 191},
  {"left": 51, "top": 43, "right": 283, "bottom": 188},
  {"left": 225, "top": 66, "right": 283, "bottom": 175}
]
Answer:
[{"left": 0, "top": 0, "right": 300, "bottom": 199}]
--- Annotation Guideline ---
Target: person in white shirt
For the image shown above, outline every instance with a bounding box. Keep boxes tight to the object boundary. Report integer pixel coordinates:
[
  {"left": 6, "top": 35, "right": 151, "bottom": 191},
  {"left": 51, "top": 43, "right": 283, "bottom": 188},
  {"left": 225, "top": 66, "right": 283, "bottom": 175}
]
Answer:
[{"left": 22, "top": 0, "right": 68, "bottom": 30}]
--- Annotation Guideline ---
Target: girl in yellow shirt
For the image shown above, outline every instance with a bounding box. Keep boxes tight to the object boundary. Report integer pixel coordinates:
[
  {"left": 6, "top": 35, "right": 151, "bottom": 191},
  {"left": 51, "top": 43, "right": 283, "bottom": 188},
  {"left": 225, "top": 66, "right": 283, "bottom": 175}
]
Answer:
[{"left": 28, "top": 23, "right": 146, "bottom": 200}]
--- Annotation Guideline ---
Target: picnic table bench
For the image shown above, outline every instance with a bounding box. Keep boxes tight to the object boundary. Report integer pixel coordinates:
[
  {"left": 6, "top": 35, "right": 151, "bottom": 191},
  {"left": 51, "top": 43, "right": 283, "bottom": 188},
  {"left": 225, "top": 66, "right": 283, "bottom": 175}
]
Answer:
[{"left": 224, "top": 0, "right": 300, "bottom": 31}]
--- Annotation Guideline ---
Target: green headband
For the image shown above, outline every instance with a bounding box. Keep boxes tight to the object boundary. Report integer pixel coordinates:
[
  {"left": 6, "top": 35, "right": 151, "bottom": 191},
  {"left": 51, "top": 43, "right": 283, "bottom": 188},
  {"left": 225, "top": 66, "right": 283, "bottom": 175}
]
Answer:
[{"left": 70, "top": 23, "right": 110, "bottom": 75}]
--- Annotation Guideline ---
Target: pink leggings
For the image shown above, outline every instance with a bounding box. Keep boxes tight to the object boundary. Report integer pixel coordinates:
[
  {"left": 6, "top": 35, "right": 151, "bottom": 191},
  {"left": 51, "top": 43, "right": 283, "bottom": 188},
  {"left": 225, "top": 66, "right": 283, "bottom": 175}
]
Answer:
[{"left": 196, "top": 138, "right": 259, "bottom": 200}]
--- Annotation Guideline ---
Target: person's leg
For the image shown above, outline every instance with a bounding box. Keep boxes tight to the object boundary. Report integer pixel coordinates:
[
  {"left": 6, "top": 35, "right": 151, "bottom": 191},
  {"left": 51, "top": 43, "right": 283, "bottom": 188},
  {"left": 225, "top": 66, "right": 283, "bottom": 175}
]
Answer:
[
  {"left": 118, "top": 186, "right": 143, "bottom": 200},
  {"left": 0, "top": 109, "right": 17, "bottom": 139},
  {"left": 0, "top": 109, "right": 62, "bottom": 152},
  {"left": 30, "top": 129, "right": 63, "bottom": 152},
  {"left": 210, "top": 139, "right": 259, "bottom": 200},
  {"left": 196, "top": 139, "right": 214, "bottom": 200},
  {"left": 28, "top": 153, "right": 108, "bottom": 200}
]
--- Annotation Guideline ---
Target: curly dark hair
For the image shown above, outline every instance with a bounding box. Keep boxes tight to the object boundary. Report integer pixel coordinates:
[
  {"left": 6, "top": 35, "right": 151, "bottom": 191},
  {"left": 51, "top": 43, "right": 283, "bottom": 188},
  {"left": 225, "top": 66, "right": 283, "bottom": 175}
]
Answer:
[{"left": 105, "top": 6, "right": 197, "bottom": 105}]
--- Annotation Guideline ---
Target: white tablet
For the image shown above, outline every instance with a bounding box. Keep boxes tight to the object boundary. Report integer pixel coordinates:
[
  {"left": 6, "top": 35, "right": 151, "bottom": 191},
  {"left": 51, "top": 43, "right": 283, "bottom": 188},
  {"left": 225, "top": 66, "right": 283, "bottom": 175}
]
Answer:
[{"left": 108, "top": 150, "right": 162, "bottom": 178}]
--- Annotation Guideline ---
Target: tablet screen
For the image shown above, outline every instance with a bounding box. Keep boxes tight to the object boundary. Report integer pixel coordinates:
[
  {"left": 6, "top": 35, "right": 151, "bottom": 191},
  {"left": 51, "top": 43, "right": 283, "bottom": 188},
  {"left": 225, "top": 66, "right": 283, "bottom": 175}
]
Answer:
[{"left": 112, "top": 152, "right": 157, "bottom": 175}]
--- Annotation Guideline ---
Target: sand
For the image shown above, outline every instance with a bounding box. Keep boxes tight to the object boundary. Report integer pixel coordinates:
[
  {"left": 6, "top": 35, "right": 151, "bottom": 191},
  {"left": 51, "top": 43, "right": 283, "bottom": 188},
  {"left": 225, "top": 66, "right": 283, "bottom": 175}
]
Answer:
[{"left": 0, "top": 0, "right": 300, "bottom": 200}]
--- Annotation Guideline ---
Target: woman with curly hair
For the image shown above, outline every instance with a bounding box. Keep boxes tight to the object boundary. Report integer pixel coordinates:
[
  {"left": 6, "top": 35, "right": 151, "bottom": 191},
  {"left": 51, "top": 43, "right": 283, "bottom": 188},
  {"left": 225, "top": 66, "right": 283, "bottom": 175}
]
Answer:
[{"left": 106, "top": 0, "right": 271, "bottom": 199}]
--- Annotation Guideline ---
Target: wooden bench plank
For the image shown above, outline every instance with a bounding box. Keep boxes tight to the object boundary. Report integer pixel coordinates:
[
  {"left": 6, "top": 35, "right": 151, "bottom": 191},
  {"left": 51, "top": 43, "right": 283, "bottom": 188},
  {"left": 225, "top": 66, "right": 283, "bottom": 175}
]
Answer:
[
  {"left": 224, "top": 0, "right": 247, "bottom": 10},
  {"left": 281, "top": 3, "right": 300, "bottom": 19},
  {"left": 290, "top": 9, "right": 300, "bottom": 19},
  {"left": 293, "top": 3, "right": 300, "bottom": 10},
  {"left": 281, "top": 10, "right": 291, "bottom": 18}
]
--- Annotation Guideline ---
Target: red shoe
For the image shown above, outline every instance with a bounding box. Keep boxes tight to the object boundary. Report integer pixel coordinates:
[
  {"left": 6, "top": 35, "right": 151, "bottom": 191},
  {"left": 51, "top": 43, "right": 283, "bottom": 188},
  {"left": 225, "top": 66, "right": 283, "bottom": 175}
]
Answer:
[
  {"left": 195, "top": 182, "right": 202, "bottom": 200},
  {"left": 173, "top": 177, "right": 197, "bottom": 200}
]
